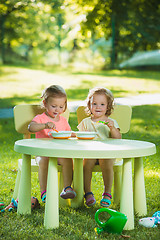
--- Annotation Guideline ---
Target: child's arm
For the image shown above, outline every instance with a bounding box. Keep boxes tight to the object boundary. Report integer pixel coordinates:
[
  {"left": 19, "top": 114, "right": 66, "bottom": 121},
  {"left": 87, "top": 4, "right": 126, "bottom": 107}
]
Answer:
[
  {"left": 28, "top": 121, "right": 56, "bottom": 133},
  {"left": 107, "top": 119, "right": 121, "bottom": 139}
]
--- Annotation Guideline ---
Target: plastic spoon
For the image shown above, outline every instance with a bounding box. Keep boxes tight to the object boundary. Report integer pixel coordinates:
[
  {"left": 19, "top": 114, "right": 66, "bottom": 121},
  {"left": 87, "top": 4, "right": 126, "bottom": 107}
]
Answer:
[
  {"left": 52, "top": 128, "right": 58, "bottom": 132},
  {"left": 97, "top": 121, "right": 109, "bottom": 125}
]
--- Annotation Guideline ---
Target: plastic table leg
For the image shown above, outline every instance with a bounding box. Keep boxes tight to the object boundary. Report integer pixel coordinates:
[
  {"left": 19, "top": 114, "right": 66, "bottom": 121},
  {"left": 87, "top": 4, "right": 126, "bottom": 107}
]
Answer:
[
  {"left": 17, "top": 154, "right": 31, "bottom": 214},
  {"left": 120, "top": 158, "right": 134, "bottom": 230},
  {"left": 134, "top": 157, "right": 147, "bottom": 216},
  {"left": 44, "top": 157, "right": 59, "bottom": 229}
]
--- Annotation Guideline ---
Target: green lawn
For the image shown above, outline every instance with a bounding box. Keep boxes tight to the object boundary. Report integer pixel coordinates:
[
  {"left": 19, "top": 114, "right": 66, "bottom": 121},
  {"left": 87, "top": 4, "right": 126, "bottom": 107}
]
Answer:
[{"left": 0, "top": 65, "right": 160, "bottom": 239}]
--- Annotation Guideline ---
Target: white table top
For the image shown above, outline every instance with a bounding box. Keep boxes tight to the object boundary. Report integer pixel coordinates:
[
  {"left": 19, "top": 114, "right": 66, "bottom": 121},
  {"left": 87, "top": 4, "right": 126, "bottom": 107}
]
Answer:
[{"left": 14, "top": 138, "right": 156, "bottom": 159}]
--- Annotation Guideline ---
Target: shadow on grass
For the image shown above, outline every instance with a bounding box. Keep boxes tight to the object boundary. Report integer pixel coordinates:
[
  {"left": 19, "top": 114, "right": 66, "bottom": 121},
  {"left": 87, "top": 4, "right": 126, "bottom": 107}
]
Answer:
[
  {"left": 71, "top": 69, "right": 160, "bottom": 81},
  {"left": 125, "top": 105, "right": 160, "bottom": 144},
  {"left": 1, "top": 199, "right": 159, "bottom": 240},
  {"left": 123, "top": 105, "right": 160, "bottom": 170},
  {"left": 0, "top": 94, "right": 41, "bottom": 108},
  {"left": 0, "top": 88, "right": 129, "bottom": 109},
  {"left": 1, "top": 64, "right": 160, "bottom": 81},
  {"left": 0, "top": 63, "right": 63, "bottom": 73},
  {"left": 0, "top": 67, "right": 18, "bottom": 77},
  {"left": 66, "top": 86, "right": 128, "bottom": 101}
]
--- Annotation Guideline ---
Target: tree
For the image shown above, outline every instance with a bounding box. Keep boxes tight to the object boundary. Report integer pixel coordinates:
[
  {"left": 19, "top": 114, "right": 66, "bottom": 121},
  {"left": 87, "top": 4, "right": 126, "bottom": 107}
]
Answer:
[
  {"left": 0, "top": 0, "right": 33, "bottom": 63},
  {"left": 68, "top": 0, "right": 160, "bottom": 68},
  {"left": 0, "top": 0, "right": 66, "bottom": 64}
]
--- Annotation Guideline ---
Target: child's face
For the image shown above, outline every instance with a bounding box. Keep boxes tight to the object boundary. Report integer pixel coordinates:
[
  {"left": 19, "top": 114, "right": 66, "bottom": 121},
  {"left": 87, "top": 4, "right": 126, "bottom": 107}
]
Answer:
[
  {"left": 44, "top": 97, "right": 66, "bottom": 118},
  {"left": 90, "top": 93, "right": 108, "bottom": 118}
]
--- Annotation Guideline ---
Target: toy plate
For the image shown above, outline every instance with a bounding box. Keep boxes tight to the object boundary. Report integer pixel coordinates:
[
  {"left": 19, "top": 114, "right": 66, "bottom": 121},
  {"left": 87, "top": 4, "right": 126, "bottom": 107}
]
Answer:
[
  {"left": 75, "top": 131, "right": 97, "bottom": 140},
  {"left": 49, "top": 131, "right": 72, "bottom": 139}
]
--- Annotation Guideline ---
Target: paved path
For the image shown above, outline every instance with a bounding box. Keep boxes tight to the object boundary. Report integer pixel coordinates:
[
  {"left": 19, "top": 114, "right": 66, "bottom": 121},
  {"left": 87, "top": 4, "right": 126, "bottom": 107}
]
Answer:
[{"left": 0, "top": 93, "right": 160, "bottom": 119}]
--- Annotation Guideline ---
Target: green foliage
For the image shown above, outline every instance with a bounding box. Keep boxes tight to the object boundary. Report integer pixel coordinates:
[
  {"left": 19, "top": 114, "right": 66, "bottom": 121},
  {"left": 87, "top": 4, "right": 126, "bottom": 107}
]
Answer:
[
  {"left": 1, "top": 0, "right": 160, "bottom": 67},
  {"left": 77, "top": 0, "right": 160, "bottom": 54},
  {"left": 0, "top": 0, "right": 69, "bottom": 64}
]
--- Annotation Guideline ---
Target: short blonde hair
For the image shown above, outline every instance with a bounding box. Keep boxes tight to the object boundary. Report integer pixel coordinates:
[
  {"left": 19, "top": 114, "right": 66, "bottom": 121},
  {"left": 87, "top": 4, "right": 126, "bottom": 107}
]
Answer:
[
  {"left": 86, "top": 87, "right": 114, "bottom": 116},
  {"left": 41, "top": 85, "right": 67, "bottom": 111}
]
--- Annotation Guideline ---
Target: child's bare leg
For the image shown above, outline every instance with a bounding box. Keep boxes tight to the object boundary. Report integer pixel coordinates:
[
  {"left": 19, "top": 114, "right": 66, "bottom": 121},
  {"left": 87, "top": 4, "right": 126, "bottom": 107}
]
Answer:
[
  {"left": 59, "top": 158, "right": 77, "bottom": 199},
  {"left": 99, "top": 158, "right": 115, "bottom": 205},
  {"left": 83, "top": 159, "right": 97, "bottom": 203},
  {"left": 58, "top": 158, "right": 73, "bottom": 188},
  {"left": 37, "top": 156, "right": 49, "bottom": 192}
]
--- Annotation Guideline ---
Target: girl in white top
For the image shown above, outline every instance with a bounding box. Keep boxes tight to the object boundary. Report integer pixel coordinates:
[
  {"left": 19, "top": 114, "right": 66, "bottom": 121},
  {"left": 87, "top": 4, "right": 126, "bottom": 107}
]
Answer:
[{"left": 78, "top": 87, "right": 121, "bottom": 207}]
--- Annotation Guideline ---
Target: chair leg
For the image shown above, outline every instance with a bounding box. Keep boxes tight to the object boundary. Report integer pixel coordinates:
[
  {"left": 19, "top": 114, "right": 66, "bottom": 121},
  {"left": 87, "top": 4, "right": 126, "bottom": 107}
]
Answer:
[
  {"left": 13, "top": 169, "right": 21, "bottom": 199},
  {"left": 113, "top": 165, "right": 122, "bottom": 205}
]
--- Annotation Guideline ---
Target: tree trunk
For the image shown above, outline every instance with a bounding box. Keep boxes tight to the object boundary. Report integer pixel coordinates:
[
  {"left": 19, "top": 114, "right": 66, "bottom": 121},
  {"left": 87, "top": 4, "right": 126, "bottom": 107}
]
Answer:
[
  {"left": 0, "top": 15, "right": 6, "bottom": 64},
  {"left": 111, "top": 13, "right": 116, "bottom": 69}
]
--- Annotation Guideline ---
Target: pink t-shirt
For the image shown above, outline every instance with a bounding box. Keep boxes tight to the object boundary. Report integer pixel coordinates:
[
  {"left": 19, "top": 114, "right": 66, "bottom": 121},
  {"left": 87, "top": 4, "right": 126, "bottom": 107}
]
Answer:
[{"left": 32, "top": 112, "right": 71, "bottom": 138}]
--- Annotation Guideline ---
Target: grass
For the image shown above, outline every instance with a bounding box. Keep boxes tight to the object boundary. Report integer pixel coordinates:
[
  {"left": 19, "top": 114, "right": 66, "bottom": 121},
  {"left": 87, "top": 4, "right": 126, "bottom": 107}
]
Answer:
[
  {"left": 0, "top": 64, "right": 160, "bottom": 239},
  {"left": 1, "top": 64, "right": 160, "bottom": 108}
]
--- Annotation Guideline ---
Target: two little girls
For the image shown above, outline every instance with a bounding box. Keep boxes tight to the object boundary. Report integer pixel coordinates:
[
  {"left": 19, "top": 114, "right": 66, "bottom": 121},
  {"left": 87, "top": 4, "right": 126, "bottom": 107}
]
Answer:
[{"left": 28, "top": 85, "right": 121, "bottom": 208}]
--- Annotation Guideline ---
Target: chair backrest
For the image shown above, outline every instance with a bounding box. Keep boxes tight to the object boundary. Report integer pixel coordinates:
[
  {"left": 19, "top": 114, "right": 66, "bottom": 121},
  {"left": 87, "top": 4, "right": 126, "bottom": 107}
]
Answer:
[
  {"left": 76, "top": 105, "right": 132, "bottom": 134},
  {"left": 14, "top": 104, "right": 70, "bottom": 138}
]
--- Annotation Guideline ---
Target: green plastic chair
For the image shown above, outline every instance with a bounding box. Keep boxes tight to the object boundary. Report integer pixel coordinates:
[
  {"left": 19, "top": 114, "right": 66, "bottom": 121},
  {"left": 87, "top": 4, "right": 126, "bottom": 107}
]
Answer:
[{"left": 13, "top": 104, "right": 70, "bottom": 206}]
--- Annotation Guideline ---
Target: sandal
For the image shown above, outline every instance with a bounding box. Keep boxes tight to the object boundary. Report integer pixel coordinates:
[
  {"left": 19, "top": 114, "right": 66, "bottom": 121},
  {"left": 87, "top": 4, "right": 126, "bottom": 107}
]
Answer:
[
  {"left": 31, "top": 197, "right": 40, "bottom": 209},
  {"left": 4, "top": 198, "right": 18, "bottom": 212},
  {"left": 100, "top": 192, "right": 112, "bottom": 207},
  {"left": 84, "top": 192, "right": 96, "bottom": 207},
  {"left": 41, "top": 190, "right": 46, "bottom": 203},
  {"left": 0, "top": 202, "right": 5, "bottom": 212},
  {"left": 2, "top": 197, "right": 39, "bottom": 212},
  {"left": 60, "top": 186, "right": 76, "bottom": 199}
]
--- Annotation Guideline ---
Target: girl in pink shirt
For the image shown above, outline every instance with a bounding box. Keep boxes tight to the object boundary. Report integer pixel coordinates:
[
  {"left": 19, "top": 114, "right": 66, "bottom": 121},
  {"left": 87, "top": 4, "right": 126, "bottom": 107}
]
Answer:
[{"left": 28, "top": 85, "right": 76, "bottom": 202}]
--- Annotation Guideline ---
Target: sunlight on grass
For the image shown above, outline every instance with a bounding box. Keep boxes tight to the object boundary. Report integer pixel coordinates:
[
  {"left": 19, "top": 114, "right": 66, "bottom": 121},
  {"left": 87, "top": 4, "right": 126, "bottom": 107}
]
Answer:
[
  {"left": 132, "top": 119, "right": 144, "bottom": 125},
  {"left": 145, "top": 170, "right": 160, "bottom": 212},
  {"left": 75, "top": 74, "right": 159, "bottom": 96},
  {"left": 145, "top": 170, "right": 160, "bottom": 178},
  {"left": 1, "top": 66, "right": 160, "bottom": 102}
]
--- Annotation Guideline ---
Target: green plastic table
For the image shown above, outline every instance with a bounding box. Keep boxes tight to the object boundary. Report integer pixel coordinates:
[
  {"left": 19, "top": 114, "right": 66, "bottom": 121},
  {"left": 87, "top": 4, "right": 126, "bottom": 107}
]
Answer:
[{"left": 14, "top": 138, "right": 156, "bottom": 230}]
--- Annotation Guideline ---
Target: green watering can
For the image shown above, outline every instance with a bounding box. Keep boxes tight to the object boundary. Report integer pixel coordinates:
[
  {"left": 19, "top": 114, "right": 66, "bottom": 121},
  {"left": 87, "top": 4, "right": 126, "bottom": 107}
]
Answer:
[{"left": 95, "top": 208, "right": 127, "bottom": 234}]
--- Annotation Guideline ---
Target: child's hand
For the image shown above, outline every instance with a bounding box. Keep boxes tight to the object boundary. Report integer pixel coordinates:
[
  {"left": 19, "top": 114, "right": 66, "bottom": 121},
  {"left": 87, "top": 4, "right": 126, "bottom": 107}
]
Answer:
[
  {"left": 106, "top": 119, "right": 114, "bottom": 129},
  {"left": 45, "top": 122, "right": 56, "bottom": 129},
  {"left": 107, "top": 119, "right": 121, "bottom": 139}
]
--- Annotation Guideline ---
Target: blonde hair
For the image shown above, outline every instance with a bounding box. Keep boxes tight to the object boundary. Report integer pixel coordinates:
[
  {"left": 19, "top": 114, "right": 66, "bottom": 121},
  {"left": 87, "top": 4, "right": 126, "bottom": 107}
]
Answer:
[
  {"left": 86, "top": 87, "right": 114, "bottom": 116},
  {"left": 41, "top": 85, "right": 67, "bottom": 111}
]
